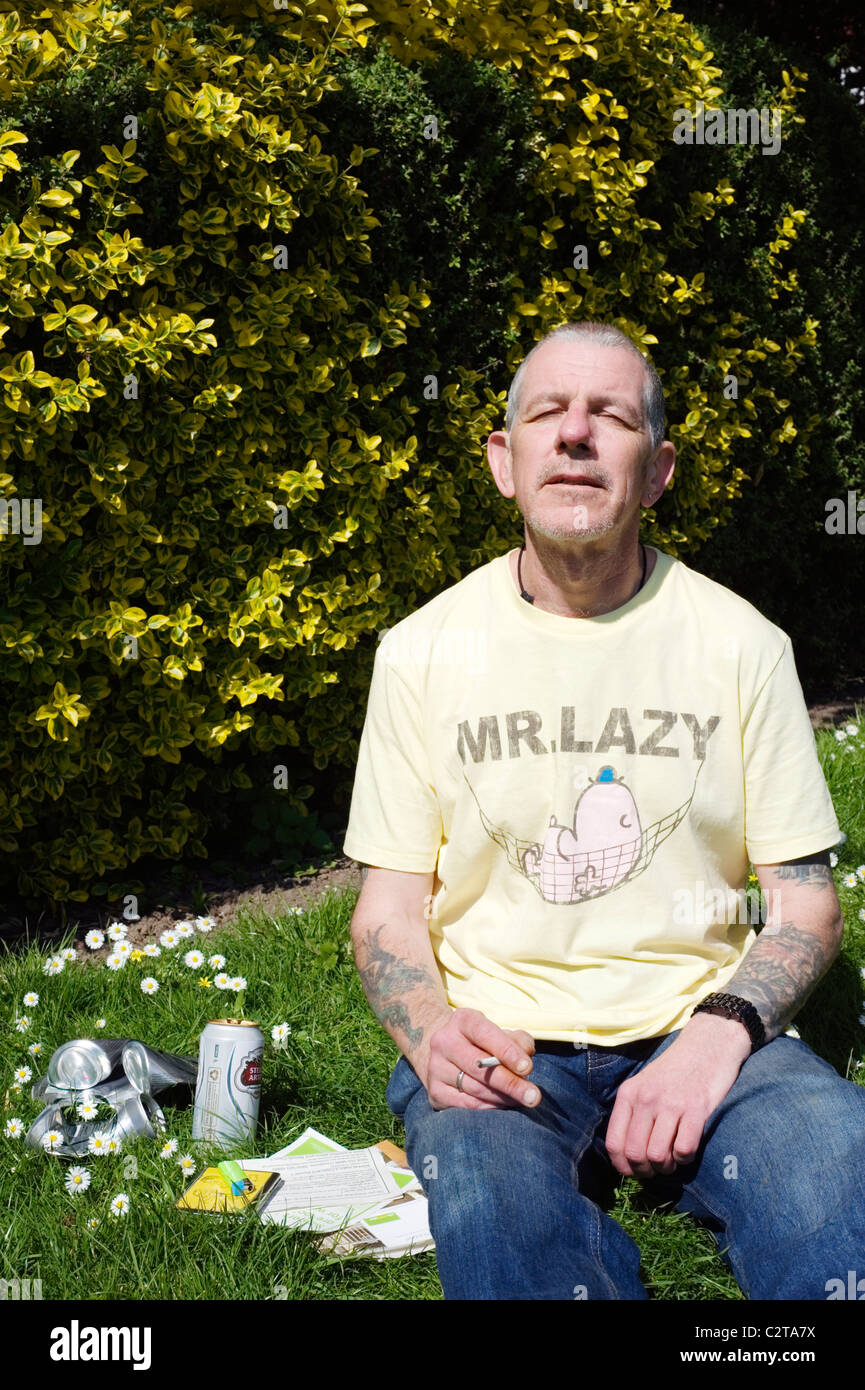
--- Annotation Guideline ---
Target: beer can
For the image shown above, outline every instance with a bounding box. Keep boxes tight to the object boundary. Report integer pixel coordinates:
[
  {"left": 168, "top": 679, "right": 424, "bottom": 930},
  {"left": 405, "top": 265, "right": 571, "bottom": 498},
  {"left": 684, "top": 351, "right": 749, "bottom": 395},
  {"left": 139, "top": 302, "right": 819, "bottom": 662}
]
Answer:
[{"left": 192, "top": 1019, "right": 264, "bottom": 1147}]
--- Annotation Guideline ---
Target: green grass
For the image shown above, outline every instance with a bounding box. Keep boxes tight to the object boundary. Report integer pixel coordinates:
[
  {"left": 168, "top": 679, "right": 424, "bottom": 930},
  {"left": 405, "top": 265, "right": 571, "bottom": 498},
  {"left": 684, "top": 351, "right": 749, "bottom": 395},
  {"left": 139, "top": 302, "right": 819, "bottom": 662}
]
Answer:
[{"left": 2, "top": 712, "right": 864, "bottom": 1300}]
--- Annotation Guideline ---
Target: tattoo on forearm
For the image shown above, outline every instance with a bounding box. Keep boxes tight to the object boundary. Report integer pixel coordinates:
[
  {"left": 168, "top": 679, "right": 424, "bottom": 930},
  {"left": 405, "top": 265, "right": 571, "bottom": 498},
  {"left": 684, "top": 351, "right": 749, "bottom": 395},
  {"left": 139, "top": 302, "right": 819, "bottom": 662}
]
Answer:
[
  {"left": 355, "top": 924, "right": 436, "bottom": 1052},
  {"left": 725, "top": 920, "right": 839, "bottom": 1040}
]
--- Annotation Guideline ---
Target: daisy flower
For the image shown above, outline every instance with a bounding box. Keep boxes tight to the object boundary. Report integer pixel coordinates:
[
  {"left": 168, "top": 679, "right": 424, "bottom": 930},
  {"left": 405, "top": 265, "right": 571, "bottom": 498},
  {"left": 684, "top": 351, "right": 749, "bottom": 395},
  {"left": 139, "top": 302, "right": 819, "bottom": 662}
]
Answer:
[
  {"left": 213, "top": 973, "right": 230, "bottom": 990},
  {"left": 183, "top": 950, "right": 205, "bottom": 969},
  {"left": 65, "top": 1166, "right": 91, "bottom": 1196},
  {"left": 271, "top": 1023, "right": 292, "bottom": 1047},
  {"left": 109, "top": 1193, "right": 130, "bottom": 1217},
  {"left": 835, "top": 728, "right": 848, "bottom": 742},
  {"left": 88, "top": 1133, "right": 110, "bottom": 1156},
  {"left": 4, "top": 1118, "right": 24, "bottom": 1138},
  {"left": 140, "top": 977, "right": 159, "bottom": 995},
  {"left": 105, "top": 1135, "right": 122, "bottom": 1155},
  {"left": 160, "top": 929, "right": 179, "bottom": 950},
  {"left": 198, "top": 977, "right": 212, "bottom": 989},
  {"left": 830, "top": 851, "right": 839, "bottom": 867},
  {"left": 107, "top": 922, "right": 128, "bottom": 942},
  {"left": 857, "top": 866, "right": 865, "bottom": 882},
  {"left": 42, "top": 1130, "right": 64, "bottom": 1153},
  {"left": 77, "top": 1098, "right": 100, "bottom": 1120},
  {"left": 143, "top": 944, "right": 161, "bottom": 958},
  {"left": 105, "top": 952, "right": 126, "bottom": 971},
  {"left": 114, "top": 941, "right": 133, "bottom": 958},
  {"left": 27, "top": 1042, "right": 42, "bottom": 1057},
  {"left": 159, "top": 1138, "right": 178, "bottom": 1159},
  {"left": 43, "top": 955, "right": 64, "bottom": 976},
  {"left": 85, "top": 930, "right": 105, "bottom": 950},
  {"left": 23, "top": 992, "right": 38, "bottom": 1008},
  {"left": 229, "top": 976, "right": 247, "bottom": 992},
  {"left": 13, "top": 1065, "right": 32, "bottom": 1084},
  {"left": 10, "top": 1083, "right": 22, "bottom": 1094},
  {"left": 195, "top": 916, "right": 216, "bottom": 933},
  {"left": 176, "top": 921, "right": 196, "bottom": 939},
  {"left": 95, "top": 1018, "right": 106, "bottom": 1029},
  {"left": 87, "top": 1217, "right": 99, "bottom": 1230},
  {"left": 843, "top": 873, "right": 859, "bottom": 888},
  {"left": 15, "top": 1017, "right": 30, "bottom": 1033},
  {"left": 177, "top": 1154, "right": 196, "bottom": 1173},
  {"left": 845, "top": 723, "right": 859, "bottom": 737},
  {"left": 61, "top": 948, "right": 78, "bottom": 962},
  {"left": 208, "top": 955, "right": 226, "bottom": 970}
]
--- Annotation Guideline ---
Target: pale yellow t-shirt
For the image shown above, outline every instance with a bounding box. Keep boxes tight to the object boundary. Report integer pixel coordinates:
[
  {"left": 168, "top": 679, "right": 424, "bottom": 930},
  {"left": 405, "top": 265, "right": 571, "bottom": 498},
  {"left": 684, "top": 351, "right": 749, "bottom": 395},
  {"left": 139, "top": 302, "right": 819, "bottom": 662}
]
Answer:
[{"left": 343, "top": 547, "right": 840, "bottom": 1044}]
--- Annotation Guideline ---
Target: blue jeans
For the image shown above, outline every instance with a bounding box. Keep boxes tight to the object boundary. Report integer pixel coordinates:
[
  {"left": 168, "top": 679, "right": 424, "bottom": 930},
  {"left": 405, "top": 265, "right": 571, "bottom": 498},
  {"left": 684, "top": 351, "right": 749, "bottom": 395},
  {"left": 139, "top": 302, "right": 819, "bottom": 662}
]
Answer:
[{"left": 385, "top": 1030, "right": 865, "bottom": 1299}]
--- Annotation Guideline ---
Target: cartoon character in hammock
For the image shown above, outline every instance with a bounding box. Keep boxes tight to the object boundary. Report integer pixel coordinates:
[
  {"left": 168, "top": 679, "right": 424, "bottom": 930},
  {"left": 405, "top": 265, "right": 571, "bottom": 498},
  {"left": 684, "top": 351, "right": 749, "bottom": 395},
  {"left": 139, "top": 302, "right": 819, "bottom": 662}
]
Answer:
[{"left": 521, "top": 765, "right": 641, "bottom": 904}]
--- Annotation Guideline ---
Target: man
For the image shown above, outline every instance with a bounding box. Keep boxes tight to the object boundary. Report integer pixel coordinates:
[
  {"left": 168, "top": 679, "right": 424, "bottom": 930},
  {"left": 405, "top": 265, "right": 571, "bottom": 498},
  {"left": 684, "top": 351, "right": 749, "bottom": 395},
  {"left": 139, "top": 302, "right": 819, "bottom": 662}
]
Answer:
[{"left": 343, "top": 321, "right": 865, "bottom": 1299}]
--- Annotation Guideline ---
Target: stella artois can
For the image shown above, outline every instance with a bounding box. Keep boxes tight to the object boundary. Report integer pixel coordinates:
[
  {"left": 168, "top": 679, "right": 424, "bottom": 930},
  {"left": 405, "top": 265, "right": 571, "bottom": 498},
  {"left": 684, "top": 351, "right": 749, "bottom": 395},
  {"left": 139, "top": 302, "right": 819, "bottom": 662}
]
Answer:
[{"left": 192, "top": 1019, "right": 264, "bottom": 1146}]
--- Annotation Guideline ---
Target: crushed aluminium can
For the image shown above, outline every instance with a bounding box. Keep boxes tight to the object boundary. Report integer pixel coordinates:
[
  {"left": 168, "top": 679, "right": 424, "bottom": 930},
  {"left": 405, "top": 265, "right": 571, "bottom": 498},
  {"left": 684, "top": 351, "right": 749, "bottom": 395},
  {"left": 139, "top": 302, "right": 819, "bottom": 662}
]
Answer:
[{"left": 191, "top": 1019, "right": 264, "bottom": 1147}]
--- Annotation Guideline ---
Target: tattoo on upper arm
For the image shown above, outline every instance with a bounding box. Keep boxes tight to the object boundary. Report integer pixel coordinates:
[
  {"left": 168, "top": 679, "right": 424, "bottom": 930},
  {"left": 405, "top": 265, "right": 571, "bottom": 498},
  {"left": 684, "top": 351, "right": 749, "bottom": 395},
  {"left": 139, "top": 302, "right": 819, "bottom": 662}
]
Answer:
[
  {"left": 355, "top": 924, "right": 436, "bottom": 1052},
  {"left": 771, "top": 856, "right": 833, "bottom": 890}
]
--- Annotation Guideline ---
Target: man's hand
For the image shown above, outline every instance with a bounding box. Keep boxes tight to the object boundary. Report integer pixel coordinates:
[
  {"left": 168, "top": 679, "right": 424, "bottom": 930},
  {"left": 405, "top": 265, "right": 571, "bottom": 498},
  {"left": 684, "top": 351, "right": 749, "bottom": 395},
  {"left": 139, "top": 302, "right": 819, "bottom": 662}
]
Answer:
[
  {"left": 418, "top": 1007, "right": 541, "bottom": 1111},
  {"left": 604, "top": 1013, "right": 752, "bottom": 1178}
]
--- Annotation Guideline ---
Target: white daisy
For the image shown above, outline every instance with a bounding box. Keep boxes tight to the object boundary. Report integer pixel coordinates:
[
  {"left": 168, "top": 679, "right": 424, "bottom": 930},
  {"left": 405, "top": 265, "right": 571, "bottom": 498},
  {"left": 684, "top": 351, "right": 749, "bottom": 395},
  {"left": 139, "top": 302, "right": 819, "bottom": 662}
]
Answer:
[
  {"left": 177, "top": 1154, "right": 196, "bottom": 1173},
  {"left": 61, "top": 948, "right": 78, "bottom": 962},
  {"left": 176, "top": 921, "right": 196, "bottom": 939},
  {"left": 107, "top": 922, "right": 128, "bottom": 942},
  {"left": 195, "top": 916, "right": 216, "bottom": 933},
  {"left": 271, "top": 1022, "right": 292, "bottom": 1047},
  {"left": 105, "top": 1135, "right": 122, "bottom": 1155},
  {"left": 835, "top": 728, "right": 848, "bottom": 742},
  {"left": 229, "top": 976, "right": 247, "bottom": 992},
  {"left": 183, "top": 950, "right": 205, "bottom": 969},
  {"left": 4, "top": 1118, "right": 24, "bottom": 1138},
  {"left": 88, "top": 1132, "right": 110, "bottom": 1156},
  {"left": 105, "top": 952, "right": 126, "bottom": 971},
  {"left": 42, "top": 1130, "right": 63, "bottom": 1153},
  {"left": 114, "top": 941, "right": 133, "bottom": 958},
  {"left": 109, "top": 1193, "right": 130, "bottom": 1217},
  {"left": 208, "top": 955, "right": 226, "bottom": 970},
  {"left": 43, "top": 955, "right": 64, "bottom": 976},
  {"left": 856, "top": 865, "right": 865, "bottom": 882},
  {"left": 87, "top": 1217, "right": 99, "bottom": 1230},
  {"left": 143, "top": 943, "right": 161, "bottom": 958},
  {"left": 27, "top": 1042, "right": 42, "bottom": 1057},
  {"left": 845, "top": 723, "right": 859, "bottom": 737},
  {"left": 843, "top": 873, "right": 858, "bottom": 888},
  {"left": 13, "top": 1066, "right": 32, "bottom": 1084},
  {"left": 160, "top": 930, "right": 179, "bottom": 950},
  {"left": 85, "top": 930, "right": 105, "bottom": 950},
  {"left": 77, "top": 1097, "right": 100, "bottom": 1120},
  {"left": 14, "top": 1017, "right": 30, "bottom": 1033},
  {"left": 95, "top": 1018, "right": 106, "bottom": 1029},
  {"left": 10, "top": 1083, "right": 22, "bottom": 1094},
  {"left": 23, "top": 992, "right": 39, "bottom": 1008},
  {"left": 159, "top": 1138, "right": 178, "bottom": 1159},
  {"left": 65, "top": 1166, "right": 91, "bottom": 1196},
  {"left": 140, "top": 977, "right": 159, "bottom": 995},
  {"left": 213, "top": 972, "right": 231, "bottom": 989},
  {"left": 786, "top": 1026, "right": 801, "bottom": 1039}
]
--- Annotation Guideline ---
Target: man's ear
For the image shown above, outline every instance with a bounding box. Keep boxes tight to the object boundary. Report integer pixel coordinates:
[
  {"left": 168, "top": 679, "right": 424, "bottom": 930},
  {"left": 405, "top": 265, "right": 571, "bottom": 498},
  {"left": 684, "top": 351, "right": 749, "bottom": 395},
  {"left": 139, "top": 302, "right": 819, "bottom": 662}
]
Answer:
[{"left": 488, "top": 429, "right": 516, "bottom": 499}]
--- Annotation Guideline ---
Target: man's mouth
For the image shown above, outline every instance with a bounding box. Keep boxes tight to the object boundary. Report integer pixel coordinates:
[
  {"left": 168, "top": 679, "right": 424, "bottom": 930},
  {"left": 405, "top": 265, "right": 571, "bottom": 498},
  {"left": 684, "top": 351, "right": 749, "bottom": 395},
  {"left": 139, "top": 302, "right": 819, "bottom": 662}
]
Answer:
[{"left": 545, "top": 473, "right": 603, "bottom": 487}]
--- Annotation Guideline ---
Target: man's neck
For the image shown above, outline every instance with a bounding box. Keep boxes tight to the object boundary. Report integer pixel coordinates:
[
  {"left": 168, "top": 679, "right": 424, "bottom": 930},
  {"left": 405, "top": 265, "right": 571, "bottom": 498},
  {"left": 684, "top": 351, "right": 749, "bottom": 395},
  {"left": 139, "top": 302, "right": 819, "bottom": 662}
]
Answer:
[{"left": 509, "top": 539, "right": 655, "bottom": 618}]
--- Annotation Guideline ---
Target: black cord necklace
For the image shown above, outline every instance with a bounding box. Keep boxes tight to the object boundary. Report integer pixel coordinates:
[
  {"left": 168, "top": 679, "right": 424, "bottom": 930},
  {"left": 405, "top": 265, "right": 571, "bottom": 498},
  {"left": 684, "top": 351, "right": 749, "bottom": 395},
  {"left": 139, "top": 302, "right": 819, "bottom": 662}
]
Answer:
[{"left": 517, "top": 542, "right": 648, "bottom": 609}]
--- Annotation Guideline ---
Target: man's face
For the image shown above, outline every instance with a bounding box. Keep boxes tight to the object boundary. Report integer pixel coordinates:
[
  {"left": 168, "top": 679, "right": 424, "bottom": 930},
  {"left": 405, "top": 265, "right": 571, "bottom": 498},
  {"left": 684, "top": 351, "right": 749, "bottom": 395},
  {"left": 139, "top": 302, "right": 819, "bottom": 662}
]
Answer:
[{"left": 488, "top": 339, "right": 664, "bottom": 542}]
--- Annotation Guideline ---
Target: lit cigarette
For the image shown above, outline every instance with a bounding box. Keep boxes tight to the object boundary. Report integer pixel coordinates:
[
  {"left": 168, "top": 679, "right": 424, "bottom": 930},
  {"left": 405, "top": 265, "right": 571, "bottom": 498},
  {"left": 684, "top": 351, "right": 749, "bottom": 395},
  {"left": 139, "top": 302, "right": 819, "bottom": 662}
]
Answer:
[{"left": 476, "top": 1056, "right": 500, "bottom": 1068}]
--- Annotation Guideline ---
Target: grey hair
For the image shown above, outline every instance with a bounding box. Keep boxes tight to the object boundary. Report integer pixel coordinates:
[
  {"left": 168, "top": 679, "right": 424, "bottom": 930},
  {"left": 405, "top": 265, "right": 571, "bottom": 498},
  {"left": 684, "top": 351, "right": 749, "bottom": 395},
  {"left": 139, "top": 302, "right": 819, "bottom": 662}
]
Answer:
[{"left": 504, "top": 322, "right": 666, "bottom": 459}]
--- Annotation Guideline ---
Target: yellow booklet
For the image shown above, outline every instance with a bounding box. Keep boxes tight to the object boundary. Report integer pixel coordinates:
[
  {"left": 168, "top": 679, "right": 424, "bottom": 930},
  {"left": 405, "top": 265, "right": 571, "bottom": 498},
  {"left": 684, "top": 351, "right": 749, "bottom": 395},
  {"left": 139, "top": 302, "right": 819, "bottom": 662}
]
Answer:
[{"left": 176, "top": 1166, "right": 281, "bottom": 1214}]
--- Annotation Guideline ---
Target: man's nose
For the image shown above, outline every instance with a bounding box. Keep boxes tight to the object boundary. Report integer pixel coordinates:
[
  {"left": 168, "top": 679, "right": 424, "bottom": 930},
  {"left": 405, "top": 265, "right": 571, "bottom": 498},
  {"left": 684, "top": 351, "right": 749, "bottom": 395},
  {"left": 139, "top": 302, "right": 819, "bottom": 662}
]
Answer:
[{"left": 558, "top": 403, "right": 592, "bottom": 447}]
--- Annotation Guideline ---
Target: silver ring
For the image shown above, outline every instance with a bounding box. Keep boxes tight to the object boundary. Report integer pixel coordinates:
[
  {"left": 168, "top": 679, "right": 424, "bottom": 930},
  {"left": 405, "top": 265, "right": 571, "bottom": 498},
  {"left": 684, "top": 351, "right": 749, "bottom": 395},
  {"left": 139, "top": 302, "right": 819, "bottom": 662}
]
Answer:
[{"left": 455, "top": 1069, "right": 465, "bottom": 1092}]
